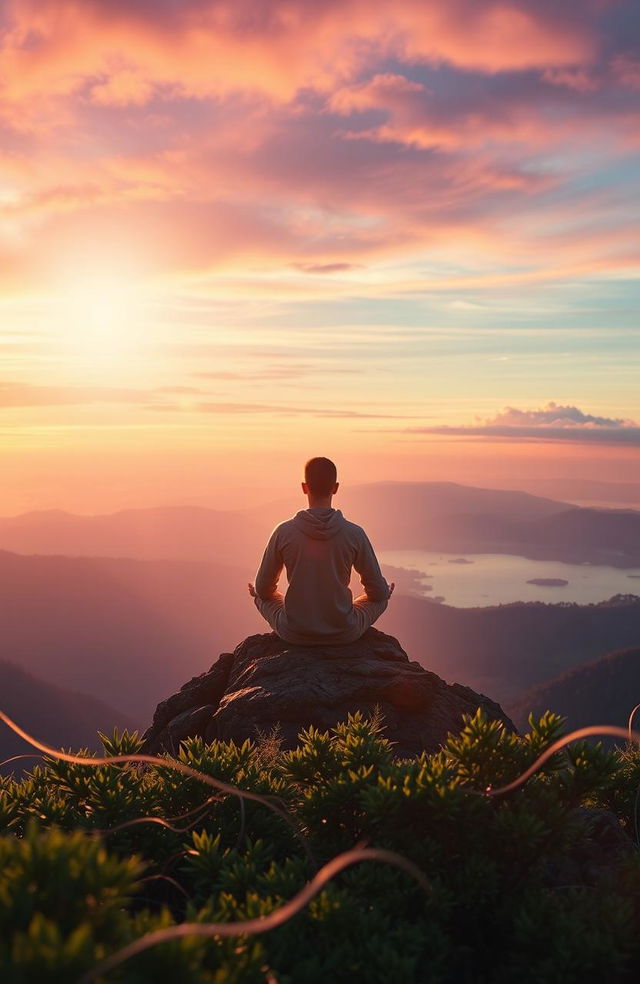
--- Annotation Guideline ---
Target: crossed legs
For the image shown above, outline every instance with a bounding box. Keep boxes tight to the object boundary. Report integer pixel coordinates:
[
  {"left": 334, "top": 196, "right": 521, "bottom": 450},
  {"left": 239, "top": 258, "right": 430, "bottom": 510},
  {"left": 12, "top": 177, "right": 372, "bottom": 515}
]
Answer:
[
  {"left": 351, "top": 593, "right": 389, "bottom": 636},
  {"left": 252, "top": 589, "right": 388, "bottom": 643}
]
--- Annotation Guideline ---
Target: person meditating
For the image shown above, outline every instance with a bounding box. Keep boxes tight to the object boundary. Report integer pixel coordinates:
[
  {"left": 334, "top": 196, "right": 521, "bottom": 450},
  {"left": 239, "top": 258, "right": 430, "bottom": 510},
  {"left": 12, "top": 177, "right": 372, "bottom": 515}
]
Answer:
[{"left": 248, "top": 456, "right": 394, "bottom": 645}]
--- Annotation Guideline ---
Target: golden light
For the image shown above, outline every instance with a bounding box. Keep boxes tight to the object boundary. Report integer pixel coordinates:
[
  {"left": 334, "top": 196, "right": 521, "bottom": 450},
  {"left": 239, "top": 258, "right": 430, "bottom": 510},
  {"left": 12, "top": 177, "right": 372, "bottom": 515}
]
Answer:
[{"left": 51, "top": 274, "right": 146, "bottom": 365}]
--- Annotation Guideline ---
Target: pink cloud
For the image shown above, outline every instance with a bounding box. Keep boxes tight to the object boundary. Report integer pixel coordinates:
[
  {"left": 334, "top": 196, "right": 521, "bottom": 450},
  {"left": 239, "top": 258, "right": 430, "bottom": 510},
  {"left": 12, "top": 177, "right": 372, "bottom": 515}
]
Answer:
[
  {"left": 0, "top": 1, "right": 637, "bottom": 292},
  {"left": 330, "top": 68, "right": 630, "bottom": 156},
  {"left": 482, "top": 403, "right": 636, "bottom": 429},
  {"left": 294, "top": 262, "right": 359, "bottom": 274},
  {"left": 0, "top": 380, "right": 149, "bottom": 407},
  {"left": 612, "top": 54, "right": 640, "bottom": 90},
  {"left": 0, "top": 1, "right": 599, "bottom": 116},
  {"left": 401, "top": 404, "right": 640, "bottom": 446},
  {"left": 89, "top": 70, "right": 157, "bottom": 107},
  {"left": 149, "top": 401, "right": 410, "bottom": 419},
  {"left": 542, "top": 67, "right": 599, "bottom": 92},
  {"left": 194, "top": 363, "right": 359, "bottom": 381}
]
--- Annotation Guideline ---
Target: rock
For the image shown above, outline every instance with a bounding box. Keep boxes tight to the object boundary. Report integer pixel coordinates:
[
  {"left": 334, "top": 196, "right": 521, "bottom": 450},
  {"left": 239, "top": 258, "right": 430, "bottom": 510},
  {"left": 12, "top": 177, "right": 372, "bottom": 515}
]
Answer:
[
  {"left": 164, "top": 705, "right": 218, "bottom": 756},
  {"left": 147, "top": 651, "right": 235, "bottom": 735},
  {"left": 141, "top": 628, "right": 516, "bottom": 758}
]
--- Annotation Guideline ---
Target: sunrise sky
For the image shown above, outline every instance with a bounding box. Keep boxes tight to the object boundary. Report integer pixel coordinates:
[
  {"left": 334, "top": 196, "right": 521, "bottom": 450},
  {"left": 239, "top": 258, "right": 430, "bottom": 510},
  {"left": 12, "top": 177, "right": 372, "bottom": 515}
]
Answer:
[{"left": 1, "top": 0, "right": 639, "bottom": 513}]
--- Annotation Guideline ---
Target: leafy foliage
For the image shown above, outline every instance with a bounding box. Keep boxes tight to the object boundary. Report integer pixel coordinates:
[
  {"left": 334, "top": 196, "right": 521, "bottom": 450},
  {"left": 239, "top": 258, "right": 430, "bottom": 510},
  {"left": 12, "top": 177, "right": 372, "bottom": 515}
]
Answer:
[{"left": 1, "top": 712, "right": 639, "bottom": 982}]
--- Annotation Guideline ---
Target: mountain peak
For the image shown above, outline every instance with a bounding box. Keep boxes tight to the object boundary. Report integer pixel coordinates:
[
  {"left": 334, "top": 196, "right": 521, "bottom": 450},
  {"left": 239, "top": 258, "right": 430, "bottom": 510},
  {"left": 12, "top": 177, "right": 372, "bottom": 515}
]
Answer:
[{"left": 141, "top": 628, "right": 515, "bottom": 758}]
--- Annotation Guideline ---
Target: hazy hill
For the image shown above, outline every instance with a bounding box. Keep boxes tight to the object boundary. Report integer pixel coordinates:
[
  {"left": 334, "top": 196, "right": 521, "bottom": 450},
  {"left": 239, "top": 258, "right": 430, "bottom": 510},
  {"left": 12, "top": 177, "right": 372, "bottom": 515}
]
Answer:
[
  {"left": 507, "top": 647, "right": 640, "bottom": 733},
  {"left": 2, "top": 548, "right": 639, "bottom": 726},
  {"left": 500, "top": 477, "right": 640, "bottom": 509},
  {"left": 2, "top": 482, "right": 638, "bottom": 567},
  {"left": 381, "top": 593, "right": 640, "bottom": 703},
  {"left": 340, "top": 480, "right": 566, "bottom": 525},
  {"left": 0, "top": 661, "right": 134, "bottom": 776},
  {"left": 0, "top": 549, "right": 262, "bottom": 721},
  {"left": 248, "top": 484, "right": 640, "bottom": 567},
  {"left": 0, "top": 483, "right": 567, "bottom": 564},
  {"left": 0, "top": 505, "right": 266, "bottom": 567},
  {"left": 503, "top": 507, "right": 640, "bottom": 566},
  {"left": 342, "top": 488, "right": 640, "bottom": 567},
  {"left": 335, "top": 482, "right": 578, "bottom": 553}
]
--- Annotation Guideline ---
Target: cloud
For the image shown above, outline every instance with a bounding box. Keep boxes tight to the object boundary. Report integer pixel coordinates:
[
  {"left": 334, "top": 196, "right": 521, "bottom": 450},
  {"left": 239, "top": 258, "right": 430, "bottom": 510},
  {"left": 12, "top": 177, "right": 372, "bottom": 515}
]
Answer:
[
  {"left": 409, "top": 426, "right": 640, "bottom": 446},
  {"left": 542, "top": 67, "right": 598, "bottom": 92},
  {"left": 483, "top": 403, "right": 635, "bottom": 429},
  {"left": 89, "top": 70, "right": 157, "bottom": 107},
  {"left": 153, "top": 385, "right": 205, "bottom": 394},
  {"left": 330, "top": 64, "right": 637, "bottom": 157},
  {"left": 402, "top": 403, "right": 640, "bottom": 446},
  {"left": 294, "top": 263, "right": 359, "bottom": 274},
  {"left": 0, "top": 1, "right": 638, "bottom": 293},
  {"left": 612, "top": 54, "right": 640, "bottom": 90},
  {"left": 193, "top": 363, "right": 358, "bottom": 381},
  {"left": 0, "top": 380, "right": 217, "bottom": 408},
  {"left": 0, "top": 381, "right": 149, "bottom": 407},
  {"left": 0, "top": 1, "right": 598, "bottom": 110},
  {"left": 149, "top": 400, "right": 408, "bottom": 419}
]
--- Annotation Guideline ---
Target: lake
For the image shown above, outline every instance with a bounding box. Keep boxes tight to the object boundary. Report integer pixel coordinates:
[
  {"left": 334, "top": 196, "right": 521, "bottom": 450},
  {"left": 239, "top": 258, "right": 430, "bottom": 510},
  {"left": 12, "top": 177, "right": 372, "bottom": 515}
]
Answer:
[{"left": 378, "top": 550, "right": 640, "bottom": 608}]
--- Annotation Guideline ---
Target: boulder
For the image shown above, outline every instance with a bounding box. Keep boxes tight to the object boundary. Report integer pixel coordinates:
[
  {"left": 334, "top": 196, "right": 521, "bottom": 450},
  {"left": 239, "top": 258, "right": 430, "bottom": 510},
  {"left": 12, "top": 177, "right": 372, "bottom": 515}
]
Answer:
[{"left": 141, "top": 628, "right": 516, "bottom": 758}]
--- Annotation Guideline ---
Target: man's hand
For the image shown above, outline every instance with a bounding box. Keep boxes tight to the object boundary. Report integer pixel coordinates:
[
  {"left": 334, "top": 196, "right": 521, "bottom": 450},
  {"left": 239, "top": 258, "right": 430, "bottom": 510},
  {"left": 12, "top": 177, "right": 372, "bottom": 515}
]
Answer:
[
  {"left": 388, "top": 581, "right": 395, "bottom": 599},
  {"left": 248, "top": 582, "right": 257, "bottom": 598}
]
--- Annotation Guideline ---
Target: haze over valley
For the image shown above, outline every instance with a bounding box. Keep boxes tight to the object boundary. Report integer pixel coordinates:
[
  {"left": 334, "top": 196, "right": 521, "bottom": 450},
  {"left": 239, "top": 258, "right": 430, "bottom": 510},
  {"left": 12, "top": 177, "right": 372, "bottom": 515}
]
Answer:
[
  {"left": 2, "top": 481, "right": 639, "bottom": 743},
  {"left": 3, "top": 481, "right": 640, "bottom": 569}
]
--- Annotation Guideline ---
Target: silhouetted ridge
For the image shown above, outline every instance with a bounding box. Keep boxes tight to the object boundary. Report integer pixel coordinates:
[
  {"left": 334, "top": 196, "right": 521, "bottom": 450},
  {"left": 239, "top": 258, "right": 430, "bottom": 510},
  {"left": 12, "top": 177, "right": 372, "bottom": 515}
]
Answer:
[
  {"left": 0, "top": 662, "right": 134, "bottom": 775},
  {"left": 2, "top": 482, "right": 639, "bottom": 566},
  {"left": 509, "top": 647, "right": 640, "bottom": 733},
  {"left": 384, "top": 592, "right": 640, "bottom": 702},
  {"left": 2, "top": 547, "right": 640, "bottom": 720}
]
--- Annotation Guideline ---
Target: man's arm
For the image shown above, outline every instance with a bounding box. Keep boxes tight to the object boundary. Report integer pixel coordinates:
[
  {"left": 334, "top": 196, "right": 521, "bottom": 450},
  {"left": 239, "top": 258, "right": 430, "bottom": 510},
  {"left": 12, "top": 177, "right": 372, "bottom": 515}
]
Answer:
[
  {"left": 254, "top": 527, "right": 284, "bottom": 600},
  {"left": 353, "top": 530, "right": 390, "bottom": 602}
]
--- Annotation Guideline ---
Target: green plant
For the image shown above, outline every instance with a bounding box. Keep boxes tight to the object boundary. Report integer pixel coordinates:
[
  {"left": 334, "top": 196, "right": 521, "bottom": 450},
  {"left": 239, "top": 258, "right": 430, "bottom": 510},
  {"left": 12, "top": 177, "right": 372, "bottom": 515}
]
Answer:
[{"left": 1, "top": 711, "right": 639, "bottom": 983}]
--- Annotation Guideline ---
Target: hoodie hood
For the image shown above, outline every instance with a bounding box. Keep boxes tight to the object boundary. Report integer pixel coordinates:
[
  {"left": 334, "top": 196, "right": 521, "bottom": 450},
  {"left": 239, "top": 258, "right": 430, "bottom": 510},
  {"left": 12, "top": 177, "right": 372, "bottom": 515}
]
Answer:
[{"left": 293, "top": 507, "right": 346, "bottom": 540}]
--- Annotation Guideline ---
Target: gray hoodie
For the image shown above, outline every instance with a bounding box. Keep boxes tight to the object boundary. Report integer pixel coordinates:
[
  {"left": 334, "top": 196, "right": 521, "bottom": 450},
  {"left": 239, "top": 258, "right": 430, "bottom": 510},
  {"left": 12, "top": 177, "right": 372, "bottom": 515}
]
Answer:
[{"left": 254, "top": 507, "right": 389, "bottom": 644}]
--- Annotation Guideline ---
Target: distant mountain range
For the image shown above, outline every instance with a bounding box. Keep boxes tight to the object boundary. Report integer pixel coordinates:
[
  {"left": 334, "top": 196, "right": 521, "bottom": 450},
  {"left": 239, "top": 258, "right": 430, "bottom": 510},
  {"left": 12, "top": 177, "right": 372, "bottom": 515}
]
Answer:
[
  {"left": 382, "top": 593, "right": 640, "bottom": 704},
  {"left": 507, "top": 647, "right": 640, "bottom": 735},
  {"left": 1, "top": 546, "right": 639, "bottom": 727},
  {"left": 0, "top": 549, "right": 256, "bottom": 721},
  {"left": 1, "top": 482, "right": 638, "bottom": 568},
  {"left": 0, "top": 504, "right": 265, "bottom": 566},
  {"left": 1, "top": 482, "right": 638, "bottom": 732},
  {"left": 0, "top": 661, "right": 134, "bottom": 776},
  {"left": 496, "top": 478, "right": 640, "bottom": 509},
  {"left": 345, "top": 484, "right": 640, "bottom": 566}
]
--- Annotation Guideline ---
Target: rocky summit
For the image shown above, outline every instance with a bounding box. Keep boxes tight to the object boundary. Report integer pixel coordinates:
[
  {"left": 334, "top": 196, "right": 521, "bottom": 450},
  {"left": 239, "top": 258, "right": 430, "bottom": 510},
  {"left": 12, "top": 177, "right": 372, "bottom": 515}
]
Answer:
[{"left": 141, "top": 628, "right": 516, "bottom": 758}]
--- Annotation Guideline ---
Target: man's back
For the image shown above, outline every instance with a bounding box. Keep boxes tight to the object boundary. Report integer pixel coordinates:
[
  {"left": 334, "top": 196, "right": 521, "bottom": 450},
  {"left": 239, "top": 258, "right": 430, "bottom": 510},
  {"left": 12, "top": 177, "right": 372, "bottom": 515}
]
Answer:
[{"left": 253, "top": 506, "right": 390, "bottom": 645}]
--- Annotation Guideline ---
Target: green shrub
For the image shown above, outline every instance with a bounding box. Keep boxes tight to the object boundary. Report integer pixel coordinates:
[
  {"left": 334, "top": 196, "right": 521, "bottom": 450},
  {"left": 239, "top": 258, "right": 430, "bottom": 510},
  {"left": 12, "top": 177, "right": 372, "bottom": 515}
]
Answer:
[{"left": 1, "top": 712, "right": 639, "bottom": 982}]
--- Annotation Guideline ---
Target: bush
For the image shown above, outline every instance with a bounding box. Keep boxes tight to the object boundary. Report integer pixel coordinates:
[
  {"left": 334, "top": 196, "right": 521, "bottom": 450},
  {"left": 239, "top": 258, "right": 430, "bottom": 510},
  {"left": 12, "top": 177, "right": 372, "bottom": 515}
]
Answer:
[{"left": 1, "top": 713, "right": 639, "bottom": 982}]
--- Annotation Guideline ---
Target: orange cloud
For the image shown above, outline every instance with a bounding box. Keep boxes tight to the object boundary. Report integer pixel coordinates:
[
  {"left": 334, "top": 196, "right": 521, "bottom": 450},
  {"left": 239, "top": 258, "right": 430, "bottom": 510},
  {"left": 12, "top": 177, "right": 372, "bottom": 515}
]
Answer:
[
  {"left": 169, "top": 401, "right": 414, "bottom": 419},
  {"left": 0, "top": 380, "right": 149, "bottom": 407},
  {"left": 194, "top": 363, "right": 359, "bottom": 381},
  {"left": 1, "top": 0, "right": 596, "bottom": 111},
  {"left": 330, "top": 67, "right": 634, "bottom": 156},
  {"left": 0, "top": 0, "right": 636, "bottom": 296},
  {"left": 89, "top": 70, "right": 157, "bottom": 107}
]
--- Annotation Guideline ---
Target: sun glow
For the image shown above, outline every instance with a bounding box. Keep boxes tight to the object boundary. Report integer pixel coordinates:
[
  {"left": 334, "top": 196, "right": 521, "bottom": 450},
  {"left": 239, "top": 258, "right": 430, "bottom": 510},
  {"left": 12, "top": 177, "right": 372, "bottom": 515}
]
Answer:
[{"left": 51, "top": 275, "right": 147, "bottom": 365}]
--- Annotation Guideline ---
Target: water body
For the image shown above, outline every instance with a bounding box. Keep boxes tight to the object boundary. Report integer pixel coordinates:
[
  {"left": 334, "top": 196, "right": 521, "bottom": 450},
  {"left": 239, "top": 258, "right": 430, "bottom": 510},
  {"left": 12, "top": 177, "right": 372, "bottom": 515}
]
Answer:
[{"left": 379, "top": 550, "right": 640, "bottom": 608}]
